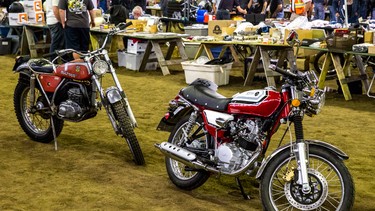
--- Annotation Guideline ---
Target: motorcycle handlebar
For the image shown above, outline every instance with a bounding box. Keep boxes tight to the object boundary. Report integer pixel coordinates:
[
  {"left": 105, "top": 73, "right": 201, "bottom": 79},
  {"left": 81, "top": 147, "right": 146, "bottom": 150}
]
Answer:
[
  {"left": 269, "top": 64, "right": 299, "bottom": 80},
  {"left": 118, "top": 21, "right": 133, "bottom": 30}
]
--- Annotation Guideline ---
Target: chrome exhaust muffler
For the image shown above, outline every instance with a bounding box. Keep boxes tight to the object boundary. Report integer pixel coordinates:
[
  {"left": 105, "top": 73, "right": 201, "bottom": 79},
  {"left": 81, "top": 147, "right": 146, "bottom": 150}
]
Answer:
[{"left": 155, "top": 141, "right": 263, "bottom": 177}]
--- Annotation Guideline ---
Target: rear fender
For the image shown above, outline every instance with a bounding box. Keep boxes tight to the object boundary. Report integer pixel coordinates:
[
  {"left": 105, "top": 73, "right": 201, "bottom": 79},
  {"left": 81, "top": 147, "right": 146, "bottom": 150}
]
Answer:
[
  {"left": 156, "top": 106, "right": 193, "bottom": 132},
  {"left": 13, "top": 56, "right": 30, "bottom": 71},
  {"left": 255, "top": 139, "right": 349, "bottom": 179}
]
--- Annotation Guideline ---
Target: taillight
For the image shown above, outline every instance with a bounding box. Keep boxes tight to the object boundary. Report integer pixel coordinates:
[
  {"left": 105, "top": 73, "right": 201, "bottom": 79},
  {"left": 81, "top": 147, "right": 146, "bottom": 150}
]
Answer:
[{"left": 164, "top": 112, "right": 170, "bottom": 120}]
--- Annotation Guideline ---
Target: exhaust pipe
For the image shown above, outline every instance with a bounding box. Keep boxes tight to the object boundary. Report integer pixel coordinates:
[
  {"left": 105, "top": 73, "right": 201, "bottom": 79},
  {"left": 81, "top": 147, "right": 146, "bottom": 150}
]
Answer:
[{"left": 155, "top": 142, "right": 262, "bottom": 176}]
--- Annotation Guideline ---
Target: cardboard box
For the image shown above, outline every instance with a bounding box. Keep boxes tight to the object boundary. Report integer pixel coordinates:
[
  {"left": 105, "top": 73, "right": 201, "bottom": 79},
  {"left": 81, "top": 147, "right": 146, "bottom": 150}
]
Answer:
[
  {"left": 8, "top": 13, "right": 28, "bottom": 26},
  {"left": 28, "top": 11, "right": 45, "bottom": 24},
  {"left": 126, "top": 19, "right": 147, "bottom": 32},
  {"left": 365, "top": 31, "right": 373, "bottom": 43},
  {"left": 208, "top": 20, "right": 237, "bottom": 37},
  {"left": 368, "top": 45, "right": 375, "bottom": 54},
  {"left": 22, "top": 0, "right": 42, "bottom": 12},
  {"left": 284, "top": 29, "right": 324, "bottom": 57}
]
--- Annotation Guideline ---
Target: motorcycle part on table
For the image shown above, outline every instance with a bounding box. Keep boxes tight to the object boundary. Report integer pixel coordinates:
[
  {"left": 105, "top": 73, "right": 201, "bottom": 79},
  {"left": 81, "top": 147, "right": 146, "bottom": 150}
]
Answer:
[
  {"left": 12, "top": 22, "right": 145, "bottom": 165},
  {"left": 155, "top": 64, "right": 354, "bottom": 210}
]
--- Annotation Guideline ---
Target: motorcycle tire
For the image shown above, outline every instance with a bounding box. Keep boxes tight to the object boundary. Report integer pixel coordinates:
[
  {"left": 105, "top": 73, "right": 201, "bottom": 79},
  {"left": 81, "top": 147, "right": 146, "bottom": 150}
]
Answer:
[
  {"left": 259, "top": 145, "right": 355, "bottom": 211},
  {"left": 313, "top": 51, "right": 344, "bottom": 80},
  {"left": 112, "top": 101, "right": 145, "bottom": 165},
  {"left": 14, "top": 80, "right": 64, "bottom": 143},
  {"left": 165, "top": 115, "right": 210, "bottom": 190}
]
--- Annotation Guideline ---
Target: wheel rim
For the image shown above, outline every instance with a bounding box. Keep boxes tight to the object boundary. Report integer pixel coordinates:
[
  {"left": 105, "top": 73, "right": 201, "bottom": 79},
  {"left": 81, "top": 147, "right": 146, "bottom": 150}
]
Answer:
[
  {"left": 20, "top": 87, "right": 51, "bottom": 135},
  {"left": 169, "top": 121, "right": 207, "bottom": 180},
  {"left": 268, "top": 155, "right": 344, "bottom": 210}
]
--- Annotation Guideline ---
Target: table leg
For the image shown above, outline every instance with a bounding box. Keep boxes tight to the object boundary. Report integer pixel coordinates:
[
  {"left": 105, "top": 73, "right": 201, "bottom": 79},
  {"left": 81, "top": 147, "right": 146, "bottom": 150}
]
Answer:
[
  {"left": 332, "top": 53, "right": 352, "bottom": 100},
  {"left": 152, "top": 41, "right": 170, "bottom": 75},
  {"left": 23, "top": 26, "right": 37, "bottom": 58},
  {"left": 243, "top": 46, "right": 261, "bottom": 86},
  {"left": 165, "top": 41, "right": 176, "bottom": 60},
  {"left": 354, "top": 55, "right": 370, "bottom": 92},
  {"left": 318, "top": 52, "right": 332, "bottom": 89},
  {"left": 139, "top": 41, "right": 153, "bottom": 72},
  {"left": 203, "top": 44, "right": 214, "bottom": 60},
  {"left": 260, "top": 47, "right": 276, "bottom": 88},
  {"left": 194, "top": 44, "right": 204, "bottom": 60},
  {"left": 175, "top": 40, "right": 188, "bottom": 60}
]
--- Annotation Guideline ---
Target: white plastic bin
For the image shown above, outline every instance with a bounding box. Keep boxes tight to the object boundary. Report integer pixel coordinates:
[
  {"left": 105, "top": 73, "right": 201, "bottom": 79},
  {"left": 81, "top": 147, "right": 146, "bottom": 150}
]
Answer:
[
  {"left": 125, "top": 52, "right": 157, "bottom": 71},
  {"left": 182, "top": 61, "right": 232, "bottom": 86}
]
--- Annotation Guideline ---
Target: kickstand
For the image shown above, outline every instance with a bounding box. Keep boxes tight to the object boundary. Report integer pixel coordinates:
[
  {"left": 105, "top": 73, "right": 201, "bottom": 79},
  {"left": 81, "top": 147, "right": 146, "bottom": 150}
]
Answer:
[
  {"left": 236, "top": 177, "right": 250, "bottom": 200},
  {"left": 51, "top": 117, "right": 58, "bottom": 150}
]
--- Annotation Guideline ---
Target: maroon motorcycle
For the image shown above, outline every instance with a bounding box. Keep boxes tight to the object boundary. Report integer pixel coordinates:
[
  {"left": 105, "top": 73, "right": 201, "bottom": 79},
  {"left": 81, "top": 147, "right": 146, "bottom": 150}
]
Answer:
[
  {"left": 12, "top": 22, "right": 145, "bottom": 165},
  {"left": 155, "top": 63, "right": 354, "bottom": 209}
]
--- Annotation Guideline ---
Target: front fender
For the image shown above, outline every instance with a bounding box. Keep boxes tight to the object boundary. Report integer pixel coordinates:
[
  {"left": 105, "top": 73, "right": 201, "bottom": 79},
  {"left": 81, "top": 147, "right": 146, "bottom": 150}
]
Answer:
[
  {"left": 255, "top": 140, "right": 349, "bottom": 179},
  {"left": 106, "top": 87, "right": 122, "bottom": 104}
]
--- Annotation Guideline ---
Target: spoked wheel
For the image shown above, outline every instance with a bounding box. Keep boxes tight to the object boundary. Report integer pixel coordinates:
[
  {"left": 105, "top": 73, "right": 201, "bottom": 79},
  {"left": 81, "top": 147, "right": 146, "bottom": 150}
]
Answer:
[
  {"left": 112, "top": 101, "right": 145, "bottom": 165},
  {"left": 313, "top": 51, "right": 344, "bottom": 80},
  {"left": 260, "top": 146, "right": 354, "bottom": 211},
  {"left": 14, "top": 81, "right": 64, "bottom": 143},
  {"left": 166, "top": 115, "right": 210, "bottom": 190}
]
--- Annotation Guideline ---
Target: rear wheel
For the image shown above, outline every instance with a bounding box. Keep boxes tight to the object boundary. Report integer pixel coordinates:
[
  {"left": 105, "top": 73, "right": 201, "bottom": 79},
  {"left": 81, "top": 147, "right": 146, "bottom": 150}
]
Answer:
[
  {"left": 112, "top": 101, "right": 145, "bottom": 165},
  {"left": 165, "top": 115, "right": 210, "bottom": 190},
  {"left": 259, "top": 145, "right": 355, "bottom": 211},
  {"left": 14, "top": 80, "right": 64, "bottom": 143}
]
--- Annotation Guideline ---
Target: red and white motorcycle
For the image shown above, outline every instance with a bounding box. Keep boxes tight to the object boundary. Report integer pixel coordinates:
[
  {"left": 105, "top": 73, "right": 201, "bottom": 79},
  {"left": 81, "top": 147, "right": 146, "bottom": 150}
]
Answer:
[{"left": 155, "top": 33, "right": 354, "bottom": 209}]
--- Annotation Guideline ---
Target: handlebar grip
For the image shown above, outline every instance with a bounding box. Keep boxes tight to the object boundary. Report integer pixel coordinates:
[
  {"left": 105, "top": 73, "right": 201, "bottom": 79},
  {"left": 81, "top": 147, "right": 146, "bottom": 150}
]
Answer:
[
  {"left": 119, "top": 21, "right": 133, "bottom": 30},
  {"left": 269, "top": 64, "right": 298, "bottom": 79}
]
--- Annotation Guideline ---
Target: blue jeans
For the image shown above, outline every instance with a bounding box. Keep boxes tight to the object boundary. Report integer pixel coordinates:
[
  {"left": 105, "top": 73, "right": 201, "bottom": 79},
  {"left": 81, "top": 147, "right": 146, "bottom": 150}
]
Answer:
[
  {"left": 313, "top": 3, "right": 325, "bottom": 20},
  {"left": 275, "top": 11, "right": 284, "bottom": 19},
  {"left": 48, "top": 22, "right": 65, "bottom": 61},
  {"left": 216, "top": 9, "right": 231, "bottom": 20}
]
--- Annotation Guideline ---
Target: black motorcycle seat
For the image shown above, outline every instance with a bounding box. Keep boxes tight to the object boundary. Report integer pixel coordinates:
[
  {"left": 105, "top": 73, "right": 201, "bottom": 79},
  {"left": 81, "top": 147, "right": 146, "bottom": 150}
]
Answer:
[
  {"left": 30, "top": 64, "right": 54, "bottom": 73},
  {"left": 180, "top": 85, "right": 232, "bottom": 111}
]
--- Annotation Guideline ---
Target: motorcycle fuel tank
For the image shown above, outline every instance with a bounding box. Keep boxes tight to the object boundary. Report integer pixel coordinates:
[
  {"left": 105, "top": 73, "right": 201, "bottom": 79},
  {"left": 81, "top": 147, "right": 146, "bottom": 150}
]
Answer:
[
  {"left": 227, "top": 89, "right": 281, "bottom": 117},
  {"left": 54, "top": 62, "right": 91, "bottom": 80}
]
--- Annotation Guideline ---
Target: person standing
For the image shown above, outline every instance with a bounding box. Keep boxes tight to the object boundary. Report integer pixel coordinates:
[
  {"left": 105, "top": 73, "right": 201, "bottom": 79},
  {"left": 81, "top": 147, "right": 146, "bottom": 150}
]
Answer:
[
  {"left": 313, "top": 0, "right": 326, "bottom": 20},
  {"left": 45, "top": 0, "right": 65, "bottom": 61},
  {"left": 215, "top": 0, "right": 247, "bottom": 20},
  {"left": 58, "top": 0, "right": 96, "bottom": 60},
  {"left": 269, "top": 0, "right": 284, "bottom": 19},
  {"left": 109, "top": 0, "right": 128, "bottom": 25},
  {"left": 247, "top": 0, "right": 267, "bottom": 14},
  {"left": 289, "top": 0, "right": 313, "bottom": 21}
]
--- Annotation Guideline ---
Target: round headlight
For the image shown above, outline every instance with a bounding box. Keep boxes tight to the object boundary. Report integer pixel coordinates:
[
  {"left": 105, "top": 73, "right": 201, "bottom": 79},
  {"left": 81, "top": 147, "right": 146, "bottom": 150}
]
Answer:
[{"left": 93, "top": 60, "right": 108, "bottom": 75}]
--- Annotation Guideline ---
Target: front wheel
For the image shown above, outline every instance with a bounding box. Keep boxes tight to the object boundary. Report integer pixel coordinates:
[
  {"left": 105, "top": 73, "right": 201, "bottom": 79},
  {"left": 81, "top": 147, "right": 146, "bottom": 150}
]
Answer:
[
  {"left": 260, "top": 145, "right": 355, "bottom": 211},
  {"left": 14, "top": 80, "right": 64, "bottom": 143},
  {"left": 165, "top": 115, "right": 210, "bottom": 190},
  {"left": 112, "top": 101, "right": 145, "bottom": 165}
]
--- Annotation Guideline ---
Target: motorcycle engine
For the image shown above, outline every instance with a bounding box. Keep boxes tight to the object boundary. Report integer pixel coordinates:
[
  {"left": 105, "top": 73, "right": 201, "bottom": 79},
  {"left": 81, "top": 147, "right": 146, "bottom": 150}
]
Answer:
[
  {"left": 217, "top": 119, "right": 262, "bottom": 173},
  {"left": 58, "top": 88, "right": 85, "bottom": 120}
]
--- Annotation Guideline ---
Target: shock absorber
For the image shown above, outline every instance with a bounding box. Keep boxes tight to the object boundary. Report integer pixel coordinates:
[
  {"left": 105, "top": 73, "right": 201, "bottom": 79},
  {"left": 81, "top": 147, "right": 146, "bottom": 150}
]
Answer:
[
  {"left": 29, "top": 73, "right": 36, "bottom": 107},
  {"left": 184, "top": 111, "right": 198, "bottom": 144},
  {"left": 293, "top": 113, "right": 311, "bottom": 194}
]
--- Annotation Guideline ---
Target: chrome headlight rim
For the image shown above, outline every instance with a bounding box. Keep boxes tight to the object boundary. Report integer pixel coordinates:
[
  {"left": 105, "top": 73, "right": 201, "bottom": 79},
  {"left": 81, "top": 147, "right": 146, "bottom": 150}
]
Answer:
[{"left": 93, "top": 60, "right": 108, "bottom": 76}]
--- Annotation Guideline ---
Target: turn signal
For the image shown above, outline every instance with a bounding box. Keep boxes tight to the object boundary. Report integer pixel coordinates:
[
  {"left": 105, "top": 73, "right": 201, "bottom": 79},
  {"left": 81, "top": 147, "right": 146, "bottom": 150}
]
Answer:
[
  {"left": 291, "top": 99, "right": 301, "bottom": 107},
  {"left": 310, "top": 87, "right": 316, "bottom": 97}
]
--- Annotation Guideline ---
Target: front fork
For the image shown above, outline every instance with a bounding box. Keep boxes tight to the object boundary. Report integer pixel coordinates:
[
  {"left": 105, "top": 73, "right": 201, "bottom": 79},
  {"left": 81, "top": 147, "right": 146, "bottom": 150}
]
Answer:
[{"left": 293, "top": 113, "right": 311, "bottom": 194}]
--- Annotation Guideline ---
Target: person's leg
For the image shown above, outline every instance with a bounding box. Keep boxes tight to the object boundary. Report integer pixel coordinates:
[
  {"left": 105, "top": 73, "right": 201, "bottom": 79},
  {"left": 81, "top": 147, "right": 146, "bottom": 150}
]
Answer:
[{"left": 80, "top": 28, "right": 91, "bottom": 52}]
